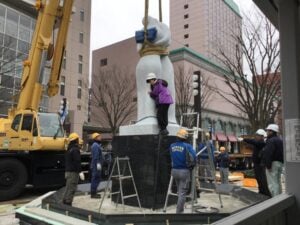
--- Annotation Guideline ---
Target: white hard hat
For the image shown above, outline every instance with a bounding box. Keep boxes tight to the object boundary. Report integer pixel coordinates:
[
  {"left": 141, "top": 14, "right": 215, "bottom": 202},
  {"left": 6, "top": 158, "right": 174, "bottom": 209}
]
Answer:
[
  {"left": 146, "top": 73, "right": 157, "bottom": 82},
  {"left": 256, "top": 129, "right": 267, "bottom": 137},
  {"left": 266, "top": 124, "right": 279, "bottom": 133}
]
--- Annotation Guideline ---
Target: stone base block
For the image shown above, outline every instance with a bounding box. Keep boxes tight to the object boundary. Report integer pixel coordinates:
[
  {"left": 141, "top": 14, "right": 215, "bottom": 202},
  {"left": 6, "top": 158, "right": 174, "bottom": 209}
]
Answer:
[{"left": 111, "top": 135, "right": 178, "bottom": 209}]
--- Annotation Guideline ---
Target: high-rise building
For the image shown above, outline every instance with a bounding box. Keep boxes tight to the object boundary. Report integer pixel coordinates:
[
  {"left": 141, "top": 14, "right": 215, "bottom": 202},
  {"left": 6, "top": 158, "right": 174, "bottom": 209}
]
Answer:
[
  {"left": 0, "top": 0, "right": 91, "bottom": 136},
  {"left": 170, "top": 0, "right": 242, "bottom": 66}
]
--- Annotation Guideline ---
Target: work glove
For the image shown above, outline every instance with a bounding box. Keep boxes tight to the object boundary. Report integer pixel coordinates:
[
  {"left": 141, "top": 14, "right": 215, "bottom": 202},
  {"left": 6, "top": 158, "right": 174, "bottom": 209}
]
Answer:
[
  {"left": 79, "top": 172, "right": 85, "bottom": 181},
  {"left": 96, "top": 163, "right": 101, "bottom": 171}
]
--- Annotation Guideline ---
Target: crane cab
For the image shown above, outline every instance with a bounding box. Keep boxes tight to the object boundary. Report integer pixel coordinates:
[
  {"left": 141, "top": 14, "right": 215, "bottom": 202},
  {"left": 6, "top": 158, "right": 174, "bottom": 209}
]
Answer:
[{"left": 0, "top": 110, "right": 67, "bottom": 151}]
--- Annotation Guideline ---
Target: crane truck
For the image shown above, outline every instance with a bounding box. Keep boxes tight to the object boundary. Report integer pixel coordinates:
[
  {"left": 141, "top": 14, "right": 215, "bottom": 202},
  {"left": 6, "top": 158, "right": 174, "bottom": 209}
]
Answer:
[{"left": 0, "top": 0, "right": 80, "bottom": 201}]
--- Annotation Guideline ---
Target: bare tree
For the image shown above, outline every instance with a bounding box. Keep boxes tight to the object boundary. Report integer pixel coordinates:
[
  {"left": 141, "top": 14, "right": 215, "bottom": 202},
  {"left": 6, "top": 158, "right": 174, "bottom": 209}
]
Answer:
[
  {"left": 214, "top": 11, "right": 281, "bottom": 132},
  {"left": 174, "top": 64, "right": 213, "bottom": 127},
  {"left": 90, "top": 65, "right": 136, "bottom": 135}
]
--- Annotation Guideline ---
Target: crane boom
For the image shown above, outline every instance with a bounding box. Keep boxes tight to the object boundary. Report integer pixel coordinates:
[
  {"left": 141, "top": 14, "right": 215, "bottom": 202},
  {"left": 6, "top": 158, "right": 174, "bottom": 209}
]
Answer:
[{"left": 16, "top": 0, "right": 74, "bottom": 112}]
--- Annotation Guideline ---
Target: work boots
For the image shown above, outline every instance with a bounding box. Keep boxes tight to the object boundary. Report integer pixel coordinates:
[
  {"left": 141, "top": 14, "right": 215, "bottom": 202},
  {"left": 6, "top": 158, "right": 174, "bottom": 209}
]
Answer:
[
  {"left": 91, "top": 193, "right": 101, "bottom": 199},
  {"left": 160, "top": 129, "right": 169, "bottom": 135},
  {"left": 62, "top": 200, "right": 72, "bottom": 206}
]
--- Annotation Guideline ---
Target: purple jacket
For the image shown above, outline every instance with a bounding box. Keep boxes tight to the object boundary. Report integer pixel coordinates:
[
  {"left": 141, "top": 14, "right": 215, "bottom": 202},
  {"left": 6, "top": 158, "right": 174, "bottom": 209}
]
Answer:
[{"left": 150, "top": 79, "right": 174, "bottom": 105}]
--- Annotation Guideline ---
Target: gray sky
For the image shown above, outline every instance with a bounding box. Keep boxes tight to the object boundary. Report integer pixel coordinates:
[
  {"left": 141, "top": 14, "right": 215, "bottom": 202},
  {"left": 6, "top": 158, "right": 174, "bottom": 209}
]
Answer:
[{"left": 90, "top": 0, "right": 255, "bottom": 50}]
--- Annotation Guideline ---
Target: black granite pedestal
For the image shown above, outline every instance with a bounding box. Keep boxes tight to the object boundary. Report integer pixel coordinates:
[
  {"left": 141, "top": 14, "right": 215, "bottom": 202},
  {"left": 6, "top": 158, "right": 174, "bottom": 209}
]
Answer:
[{"left": 112, "top": 135, "right": 177, "bottom": 209}]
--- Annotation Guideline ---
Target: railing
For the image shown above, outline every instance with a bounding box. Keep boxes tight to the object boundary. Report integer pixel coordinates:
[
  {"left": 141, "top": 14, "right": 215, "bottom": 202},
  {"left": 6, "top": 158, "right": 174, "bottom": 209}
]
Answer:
[{"left": 212, "top": 193, "right": 296, "bottom": 225}]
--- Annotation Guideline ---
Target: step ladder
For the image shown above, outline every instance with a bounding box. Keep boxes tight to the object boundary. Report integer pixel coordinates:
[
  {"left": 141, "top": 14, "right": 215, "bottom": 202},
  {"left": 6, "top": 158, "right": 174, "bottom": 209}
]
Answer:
[
  {"left": 99, "top": 156, "right": 142, "bottom": 212},
  {"left": 196, "top": 140, "right": 223, "bottom": 208}
]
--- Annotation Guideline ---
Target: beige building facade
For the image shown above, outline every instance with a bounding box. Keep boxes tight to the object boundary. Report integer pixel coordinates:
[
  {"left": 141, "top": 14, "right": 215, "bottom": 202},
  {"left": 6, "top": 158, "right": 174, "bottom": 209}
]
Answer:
[
  {"left": 48, "top": 0, "right": 91, "bottom": 137},
  {"left": 0, "top": 0, "right": 91, "bottom": 137},
  {"left": 170, "top": 0, "right": 242, "bottom": 66},
  {"left": 90, "top": 38, "right": 138, "bottom": 128}
]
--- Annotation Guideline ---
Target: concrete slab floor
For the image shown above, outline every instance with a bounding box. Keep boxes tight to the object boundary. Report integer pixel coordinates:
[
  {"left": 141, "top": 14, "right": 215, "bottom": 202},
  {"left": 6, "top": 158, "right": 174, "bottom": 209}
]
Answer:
[{"left": 72, "top": 190, "right": 249, "bottom": 215}]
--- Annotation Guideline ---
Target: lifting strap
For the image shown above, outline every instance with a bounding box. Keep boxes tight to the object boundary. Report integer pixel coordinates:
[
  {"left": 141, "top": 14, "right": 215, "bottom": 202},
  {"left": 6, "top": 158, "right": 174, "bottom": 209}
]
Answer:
[{"left": 139, "top": 0, "right": 168, "bottom": 57}]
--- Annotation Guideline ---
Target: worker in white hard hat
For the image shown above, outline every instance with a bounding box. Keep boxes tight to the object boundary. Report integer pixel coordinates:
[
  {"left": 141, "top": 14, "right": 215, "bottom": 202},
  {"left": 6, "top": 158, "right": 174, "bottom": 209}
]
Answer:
[
  {"left": 240, "top": 129, "right": 271, "bottom": 197},
  {"left": 170, "top": 128, "right": 196, "bottom": 213},
  {"left": 146, "top": 72, "right": 174, "bottom": 135},
  {"left": 263, "top": 124, "right": 283, "bottom": 197}
]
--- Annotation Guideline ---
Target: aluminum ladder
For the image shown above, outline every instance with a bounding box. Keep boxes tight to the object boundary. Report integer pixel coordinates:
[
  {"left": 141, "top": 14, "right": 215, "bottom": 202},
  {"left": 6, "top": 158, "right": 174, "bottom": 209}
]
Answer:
[
  {"left": 99, "top": 156, "right": 142, "bottom": 212},
  {"left": 197, "top": 139, "right": 223, "bottom": 208}
]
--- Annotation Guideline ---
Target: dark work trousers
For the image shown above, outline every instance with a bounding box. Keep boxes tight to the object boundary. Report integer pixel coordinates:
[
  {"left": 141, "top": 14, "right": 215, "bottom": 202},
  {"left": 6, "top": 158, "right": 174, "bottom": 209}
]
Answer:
[
  {"left": 157, "top": 104, "right": 170, "bottom": 131},
  {"left": 63, "top": 172, "right": 79, "bottom": 204},
  {"left": 90, "top": 168, "right": 101, "bottom": 194},
  {"left": 254, "top": 163, "right": 271, "bottom": 197}
]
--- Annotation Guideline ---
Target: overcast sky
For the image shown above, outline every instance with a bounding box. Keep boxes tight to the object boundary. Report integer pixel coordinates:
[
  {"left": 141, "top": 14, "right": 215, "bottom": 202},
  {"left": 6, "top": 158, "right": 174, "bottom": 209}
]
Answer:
[{"left": 90, "top": 0, "right": 255, "bottom": 51}]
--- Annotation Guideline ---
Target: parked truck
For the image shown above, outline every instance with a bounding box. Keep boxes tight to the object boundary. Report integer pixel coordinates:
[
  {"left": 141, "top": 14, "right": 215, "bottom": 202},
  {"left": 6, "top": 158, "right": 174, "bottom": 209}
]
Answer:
[{"left": 0, "top": 0, "right": 89, "bottom": 201}]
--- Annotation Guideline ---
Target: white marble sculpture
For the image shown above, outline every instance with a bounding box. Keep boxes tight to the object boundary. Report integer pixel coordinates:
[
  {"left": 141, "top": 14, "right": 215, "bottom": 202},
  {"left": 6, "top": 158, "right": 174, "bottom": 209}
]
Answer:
[{"left": 120, "top": 16, "right": 179, "bottom": 135}]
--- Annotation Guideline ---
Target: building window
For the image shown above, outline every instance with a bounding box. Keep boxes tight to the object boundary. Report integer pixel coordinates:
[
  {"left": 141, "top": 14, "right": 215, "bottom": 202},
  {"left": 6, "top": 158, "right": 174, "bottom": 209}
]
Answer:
[
  {"left": 184, "top": 34, "right": 189, "bottom": 39},
  {"left": 62, "top": 51, "right": 66, "bottom": 69},
  {"left": 77, "top": 80, "right": 82, "bottom": 99},
  {"left": 79, "top": 32, "right": 84, "bottom": 43},
  {"left": 100, "top": 58, "right": 107, "bottom": 67},
  {"left": 185, "top": 44, "right": 189, "bottom": 47},
  {"left": 78, "top": 54, "right": 83, "bottom": 74},
  {"left": 78, "top": 63, "right": 82, "bottom": 74},
  {"left": 184, "top": 24, "right": 189, "bottom": 29},
  {"left": 60, "top": 76, "right": 65, "bottom": 96},
  {"left": 184, "top": 4, "right": 189, "bottom": 9},
  {"left": 184, "top": 14, "right": 189, "bottom": 19},
  {"left": 77, "top": 105, "right": 81, "bottom": 110},
  {"left": 80, "top": 10, "right": 84, "bottom": 22}
]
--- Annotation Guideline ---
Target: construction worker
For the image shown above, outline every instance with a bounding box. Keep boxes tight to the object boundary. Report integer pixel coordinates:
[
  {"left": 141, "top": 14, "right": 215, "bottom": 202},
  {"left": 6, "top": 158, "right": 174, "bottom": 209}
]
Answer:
[
  {"left": 147, "top": 72, "right": 174, "bottom": 135},
  {"left": 198, "top": 132, "right": 215, "bottom": 182},
  {"left": 240, "top": 129, "right": 271, "bottom": 197},
  {"left": 90, "top": 132, "right": 103, "bottom": 198},
  {"left": 78, "top": 138, "right": 84, "bottom": 150},
  {"left": 263, "top": 124, "right": 283, "bottom": 197},
  {"left": 170, "top": 128, "right": 196, "bottom": 213},
  {"left": 216, "top": 146, "right": 229, "bottom": 184},
  {"left": 62, "top": 133, "right": 84, "bottom": 205}
]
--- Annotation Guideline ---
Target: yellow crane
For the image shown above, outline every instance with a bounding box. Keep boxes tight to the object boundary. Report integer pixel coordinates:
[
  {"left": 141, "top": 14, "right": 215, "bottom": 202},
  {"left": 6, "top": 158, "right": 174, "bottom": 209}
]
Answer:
[{"left": 0, "top": 0, "right": 74, "bottom": 201}]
